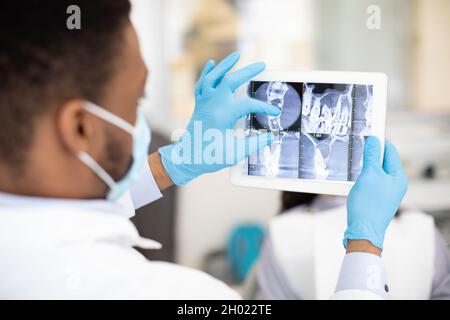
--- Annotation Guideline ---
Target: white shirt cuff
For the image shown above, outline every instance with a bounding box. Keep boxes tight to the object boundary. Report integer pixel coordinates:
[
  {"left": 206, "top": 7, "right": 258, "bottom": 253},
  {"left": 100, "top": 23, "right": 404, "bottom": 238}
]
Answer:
[
  {"left": 129, "top": 160, "right": 163, "bottom": 210},
  {"left": 335, "top": 253, "right": 389, "bottom": 299}
]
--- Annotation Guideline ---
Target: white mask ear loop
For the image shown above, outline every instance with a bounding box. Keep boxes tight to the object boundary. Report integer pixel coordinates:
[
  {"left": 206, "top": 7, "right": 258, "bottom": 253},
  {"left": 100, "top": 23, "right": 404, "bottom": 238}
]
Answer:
[
  {"left": 83, "top": 102, "right": 136, "bottom": 136},
  {"left": 78, "top": 151, "right": 115, "bottom": 190},
  {"left": 77, "top": 102, "right": 139, "bottom": 194}
]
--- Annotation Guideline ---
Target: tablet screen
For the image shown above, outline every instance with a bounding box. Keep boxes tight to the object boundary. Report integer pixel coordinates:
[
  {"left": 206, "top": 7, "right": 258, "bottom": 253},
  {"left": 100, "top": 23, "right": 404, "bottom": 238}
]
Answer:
[{"left": 245, "top": 81, "right": 373, "bottom": 182}]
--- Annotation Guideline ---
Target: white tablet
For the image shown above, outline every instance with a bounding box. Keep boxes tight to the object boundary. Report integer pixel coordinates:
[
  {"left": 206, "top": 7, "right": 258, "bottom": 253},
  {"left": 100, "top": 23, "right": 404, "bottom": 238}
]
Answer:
[{"left": 231, "top": 70, "right": 387, "bottom": 196}]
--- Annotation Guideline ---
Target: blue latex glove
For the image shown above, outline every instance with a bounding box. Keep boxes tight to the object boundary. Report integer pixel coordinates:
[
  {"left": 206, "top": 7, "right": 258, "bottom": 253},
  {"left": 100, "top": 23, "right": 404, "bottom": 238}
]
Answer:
[
  {"left": 159, "top": 52, "right": 280, "bottom": 186},
  {"left": 344, "top": 137, "right": 408, "bottom": 251}
]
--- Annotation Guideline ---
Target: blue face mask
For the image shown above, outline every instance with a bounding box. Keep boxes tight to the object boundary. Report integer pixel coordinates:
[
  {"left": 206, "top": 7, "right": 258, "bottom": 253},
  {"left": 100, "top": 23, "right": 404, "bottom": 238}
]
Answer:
[{"left": 77, "top": 102, "right": 151, "bottom": 201}]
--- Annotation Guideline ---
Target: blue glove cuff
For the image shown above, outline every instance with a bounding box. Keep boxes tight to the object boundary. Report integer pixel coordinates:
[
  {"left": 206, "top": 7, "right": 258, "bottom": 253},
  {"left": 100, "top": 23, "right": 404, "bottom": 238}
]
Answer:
[
  {"left": 343, "top": 223, "right": 385, "bottom": 251},
  {"left": 158, "top": 144, "right": 197, "bottom": 186}
]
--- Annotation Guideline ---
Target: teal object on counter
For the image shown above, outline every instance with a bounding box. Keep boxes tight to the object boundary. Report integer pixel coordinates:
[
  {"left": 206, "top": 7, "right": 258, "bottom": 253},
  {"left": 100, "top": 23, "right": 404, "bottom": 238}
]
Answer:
[{"left": 227, "top": 224, "right": 265, "bottom": 283}]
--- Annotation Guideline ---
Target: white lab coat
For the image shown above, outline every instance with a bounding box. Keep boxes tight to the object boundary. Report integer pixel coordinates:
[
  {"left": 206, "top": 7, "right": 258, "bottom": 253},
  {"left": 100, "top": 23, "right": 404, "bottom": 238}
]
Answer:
[
  {"left": 0, "top": 163, "right": 385, "bottom": 299},
  {"left": 0, "top": 199, "right": 239, "bottom": 299}
]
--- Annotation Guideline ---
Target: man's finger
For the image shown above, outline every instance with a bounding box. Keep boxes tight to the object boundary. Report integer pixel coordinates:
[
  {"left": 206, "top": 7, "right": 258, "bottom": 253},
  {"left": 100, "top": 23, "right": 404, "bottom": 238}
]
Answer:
[
  {"left": 202, "top": 52, "right": 240, "bottom": 93},
  {"left": 195, "top": 60, "right": 215, "bottom": 96},
  {"left": 222, "top": 62, "right": 266, "bottom": 92},
  {"left": 362, "top": 136, "right": 382, "bottom": 172},
  {"left": 233, "top": 98, "right": 281, "bottom": 119}
]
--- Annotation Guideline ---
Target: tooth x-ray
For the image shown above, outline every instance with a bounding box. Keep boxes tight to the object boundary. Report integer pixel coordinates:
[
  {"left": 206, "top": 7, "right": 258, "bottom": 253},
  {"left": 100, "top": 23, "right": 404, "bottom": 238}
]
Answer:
[{"left": 245, "top": 81, "right": 374, "bottom": 182}]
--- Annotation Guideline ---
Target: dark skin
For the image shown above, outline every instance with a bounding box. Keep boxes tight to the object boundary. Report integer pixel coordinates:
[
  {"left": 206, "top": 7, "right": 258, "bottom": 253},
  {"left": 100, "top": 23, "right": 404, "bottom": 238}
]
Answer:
[{"left": 0, "top": 21, "right": 379, "bottom": 256}]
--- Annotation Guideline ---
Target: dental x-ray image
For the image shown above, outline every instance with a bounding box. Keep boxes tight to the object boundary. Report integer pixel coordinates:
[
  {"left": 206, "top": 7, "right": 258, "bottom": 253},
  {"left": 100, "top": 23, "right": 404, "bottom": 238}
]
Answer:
[{"left": 245, "top": 81, "right": 373, "bottom": 182}]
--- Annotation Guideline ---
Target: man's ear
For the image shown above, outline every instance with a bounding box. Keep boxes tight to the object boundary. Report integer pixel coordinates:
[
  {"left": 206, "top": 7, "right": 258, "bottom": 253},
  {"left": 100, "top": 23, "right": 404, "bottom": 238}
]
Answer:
[{"left": 56, "top": 100, "right": 96, "bottom": 155}]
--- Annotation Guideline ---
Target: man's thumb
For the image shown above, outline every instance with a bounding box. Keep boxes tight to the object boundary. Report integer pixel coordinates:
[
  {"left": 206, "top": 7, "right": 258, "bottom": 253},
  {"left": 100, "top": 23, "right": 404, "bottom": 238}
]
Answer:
[{"left": 362, "top": 136, "right": 382, "bottom": 171}]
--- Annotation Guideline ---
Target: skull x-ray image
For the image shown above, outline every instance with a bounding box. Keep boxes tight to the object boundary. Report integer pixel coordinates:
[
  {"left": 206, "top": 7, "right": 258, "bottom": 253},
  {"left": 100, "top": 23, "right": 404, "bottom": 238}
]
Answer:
[
  {"left": 245, "top": 81, "right": 374, "bottom": 182},
  {"left": 249, "top": 81, "right": 302, "bottom": 131}
]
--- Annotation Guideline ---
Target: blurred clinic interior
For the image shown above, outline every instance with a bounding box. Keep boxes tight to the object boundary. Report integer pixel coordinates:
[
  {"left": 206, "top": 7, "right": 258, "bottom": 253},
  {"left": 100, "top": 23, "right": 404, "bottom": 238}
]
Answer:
[{"left": 129, "top": 0, "right": 450, "bottom": 296}]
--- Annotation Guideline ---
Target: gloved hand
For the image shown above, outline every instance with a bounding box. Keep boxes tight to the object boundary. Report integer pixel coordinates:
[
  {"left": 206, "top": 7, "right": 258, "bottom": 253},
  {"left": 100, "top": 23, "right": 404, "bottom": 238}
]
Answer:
[
  {"left": 344, "top": 137, "right": 408, "bottom": 251},
  {"left": 159, "top": 52, "right": 280, "bottom": 186}
]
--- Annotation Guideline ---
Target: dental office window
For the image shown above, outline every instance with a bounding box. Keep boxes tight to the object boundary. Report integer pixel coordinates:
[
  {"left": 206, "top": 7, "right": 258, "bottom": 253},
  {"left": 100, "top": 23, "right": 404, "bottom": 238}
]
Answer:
[{"left": 161, "top": 0, "right": 313, "bottom": 124}]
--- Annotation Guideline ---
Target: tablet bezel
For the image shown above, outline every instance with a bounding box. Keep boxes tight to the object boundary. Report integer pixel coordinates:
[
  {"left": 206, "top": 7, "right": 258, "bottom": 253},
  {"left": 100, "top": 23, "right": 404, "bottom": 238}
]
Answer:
[{"left": 230, "top": 70, "right": 387, "bottom": 196}]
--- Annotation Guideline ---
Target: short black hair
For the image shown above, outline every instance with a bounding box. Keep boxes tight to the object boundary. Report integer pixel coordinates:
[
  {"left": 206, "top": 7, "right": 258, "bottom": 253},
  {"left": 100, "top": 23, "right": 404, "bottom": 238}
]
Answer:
[
  {"left": 281, "top": 191, "right": 318, "bottom": 212},
  {"left": 0, "top": 0, "right": 131, "bottom": 168}
]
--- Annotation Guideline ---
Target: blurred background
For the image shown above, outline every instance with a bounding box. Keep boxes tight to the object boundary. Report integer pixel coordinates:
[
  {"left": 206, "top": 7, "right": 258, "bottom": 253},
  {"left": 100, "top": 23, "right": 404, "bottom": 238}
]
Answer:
[{"left": 129, "top": 0, "right": 450, "bottom": 287}]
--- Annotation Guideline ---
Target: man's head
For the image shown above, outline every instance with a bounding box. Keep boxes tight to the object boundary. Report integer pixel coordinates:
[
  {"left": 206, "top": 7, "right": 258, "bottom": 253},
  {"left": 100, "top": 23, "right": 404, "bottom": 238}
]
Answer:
[{"left": 0, "top": 0, "right": 148, "bottom": 199}]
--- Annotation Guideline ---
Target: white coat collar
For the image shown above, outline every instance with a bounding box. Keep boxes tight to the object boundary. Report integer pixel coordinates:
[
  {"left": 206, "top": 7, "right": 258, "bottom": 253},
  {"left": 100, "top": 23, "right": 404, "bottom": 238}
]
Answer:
[{"left": 0, "top": 191, "right": 162, "bottom": 250}]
